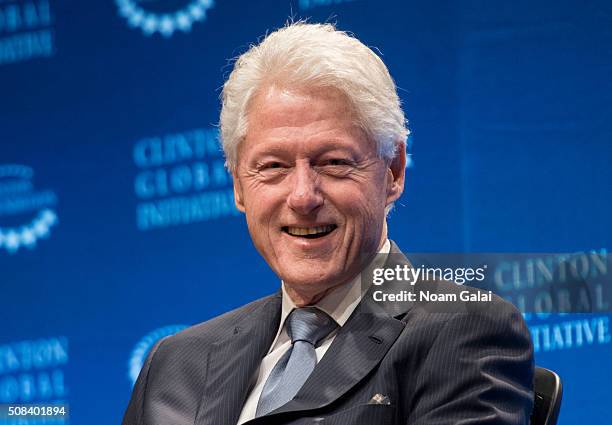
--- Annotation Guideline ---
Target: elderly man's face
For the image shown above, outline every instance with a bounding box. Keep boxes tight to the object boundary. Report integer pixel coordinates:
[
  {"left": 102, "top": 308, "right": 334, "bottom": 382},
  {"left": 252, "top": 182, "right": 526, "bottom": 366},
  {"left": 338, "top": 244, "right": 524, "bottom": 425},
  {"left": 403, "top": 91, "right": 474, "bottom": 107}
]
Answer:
[{"left": 232, "top": 85, "right": 404, "bottom": 300}]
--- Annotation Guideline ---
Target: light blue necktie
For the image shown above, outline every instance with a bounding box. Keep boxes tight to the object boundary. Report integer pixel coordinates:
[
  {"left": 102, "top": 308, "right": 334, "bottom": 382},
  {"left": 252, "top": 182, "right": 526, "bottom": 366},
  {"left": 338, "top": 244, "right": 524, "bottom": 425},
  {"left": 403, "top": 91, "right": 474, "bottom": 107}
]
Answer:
[{"left": 256, "top": 307, "right": 338, "bottom": 417}]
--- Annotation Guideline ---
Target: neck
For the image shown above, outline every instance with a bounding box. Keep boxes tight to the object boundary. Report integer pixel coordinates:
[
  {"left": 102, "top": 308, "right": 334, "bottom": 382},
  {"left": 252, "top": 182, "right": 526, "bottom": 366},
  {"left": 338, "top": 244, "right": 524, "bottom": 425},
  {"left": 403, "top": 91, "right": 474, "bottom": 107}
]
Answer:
[{"left": 285, "top": 285, "right": 333, "bottom": 307}]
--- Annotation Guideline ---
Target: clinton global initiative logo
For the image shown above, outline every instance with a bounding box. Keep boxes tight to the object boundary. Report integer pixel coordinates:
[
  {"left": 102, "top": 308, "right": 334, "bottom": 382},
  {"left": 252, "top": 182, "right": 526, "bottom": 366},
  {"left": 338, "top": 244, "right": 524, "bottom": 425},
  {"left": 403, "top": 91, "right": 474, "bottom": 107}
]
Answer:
[
  {"left": 132, "top": 127, "right": 239, "bottom": 231},
  {"left": 115, "top": 0, "right": 215, "bottom": 38},
  {"left": 0, "top": 336, "right": 69, "bottom": 403},
  {"left": 128, "top": 324, "right": 187, "bottom": 385},
  {"left": 0, "top": 164, "right": 58, "bottom": 254}
]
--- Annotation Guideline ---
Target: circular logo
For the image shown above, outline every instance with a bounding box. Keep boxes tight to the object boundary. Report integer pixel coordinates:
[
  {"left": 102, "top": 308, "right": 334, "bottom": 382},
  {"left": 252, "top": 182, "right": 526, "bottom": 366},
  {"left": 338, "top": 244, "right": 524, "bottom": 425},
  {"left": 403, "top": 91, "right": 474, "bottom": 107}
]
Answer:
[
  {"left": 115, "top": 0, "right": 215, "bottom": 38},
  {"left": 0, "top": 164, "right": 58, "bottom": 254},
  {"left": 128, "top": 324, "right": 188, "bottom": 385}
]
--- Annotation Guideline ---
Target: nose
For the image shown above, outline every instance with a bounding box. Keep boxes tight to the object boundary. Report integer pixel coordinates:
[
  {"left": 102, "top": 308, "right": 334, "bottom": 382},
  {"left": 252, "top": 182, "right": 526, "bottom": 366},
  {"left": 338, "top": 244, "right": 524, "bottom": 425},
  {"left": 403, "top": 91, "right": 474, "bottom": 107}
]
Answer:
[{"left": 286, "top": 161, "right": 324, "bottom": 215}]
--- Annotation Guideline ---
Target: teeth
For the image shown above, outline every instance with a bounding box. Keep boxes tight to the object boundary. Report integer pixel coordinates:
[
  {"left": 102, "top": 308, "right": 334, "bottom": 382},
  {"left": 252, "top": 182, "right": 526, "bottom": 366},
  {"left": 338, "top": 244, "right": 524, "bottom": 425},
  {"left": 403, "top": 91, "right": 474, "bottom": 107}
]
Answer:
[{"left": 286, "top": 225, "right": 335, "bottom": 236}]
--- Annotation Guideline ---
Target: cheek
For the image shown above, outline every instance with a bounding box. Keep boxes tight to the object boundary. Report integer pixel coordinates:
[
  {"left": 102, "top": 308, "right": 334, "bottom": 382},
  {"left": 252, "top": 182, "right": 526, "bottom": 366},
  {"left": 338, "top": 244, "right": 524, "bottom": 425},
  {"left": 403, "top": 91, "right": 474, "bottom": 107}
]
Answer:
[
  {"left": 326, "top": 180, "right": 387, "bottom": 218},
  {"left": 241, "top": 185, "right": 288, "bottom": 253},
  {"left": 242, "top": 184, "right": 285, "bottom": 219}
]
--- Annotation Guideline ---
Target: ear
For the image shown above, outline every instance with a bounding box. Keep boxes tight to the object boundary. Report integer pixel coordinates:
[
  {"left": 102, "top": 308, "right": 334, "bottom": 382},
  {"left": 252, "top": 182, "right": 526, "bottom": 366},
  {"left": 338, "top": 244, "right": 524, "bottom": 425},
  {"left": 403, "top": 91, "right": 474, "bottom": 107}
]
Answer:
[
  {"left": 385, "top": 141, "right": 406, "bottom": 206},
  {"left": 232, "top": 171, "right": 246, "bottom": 213}
]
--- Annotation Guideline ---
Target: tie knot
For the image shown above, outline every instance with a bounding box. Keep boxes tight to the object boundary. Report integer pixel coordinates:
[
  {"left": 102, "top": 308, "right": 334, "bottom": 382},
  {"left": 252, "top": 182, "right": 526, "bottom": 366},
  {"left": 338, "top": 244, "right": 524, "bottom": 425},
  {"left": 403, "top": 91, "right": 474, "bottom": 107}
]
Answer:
[{"left": 286, "top": 307, "right": 337, "bottom": 346}]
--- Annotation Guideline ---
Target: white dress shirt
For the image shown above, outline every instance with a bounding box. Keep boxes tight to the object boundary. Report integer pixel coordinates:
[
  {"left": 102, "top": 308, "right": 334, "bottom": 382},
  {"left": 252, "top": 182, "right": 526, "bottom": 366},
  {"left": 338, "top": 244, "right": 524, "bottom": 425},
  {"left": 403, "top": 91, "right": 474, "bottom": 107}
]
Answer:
[{"left": 237, "top": 239, "right": 391, "bottom": 424}]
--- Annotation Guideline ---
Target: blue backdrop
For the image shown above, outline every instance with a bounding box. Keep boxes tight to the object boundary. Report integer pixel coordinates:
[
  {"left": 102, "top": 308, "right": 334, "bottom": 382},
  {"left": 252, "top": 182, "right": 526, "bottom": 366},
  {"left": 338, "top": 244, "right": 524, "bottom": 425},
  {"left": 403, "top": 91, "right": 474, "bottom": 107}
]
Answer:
[{"left": 1, "top": 1, "right": 611, "bottom": 424}]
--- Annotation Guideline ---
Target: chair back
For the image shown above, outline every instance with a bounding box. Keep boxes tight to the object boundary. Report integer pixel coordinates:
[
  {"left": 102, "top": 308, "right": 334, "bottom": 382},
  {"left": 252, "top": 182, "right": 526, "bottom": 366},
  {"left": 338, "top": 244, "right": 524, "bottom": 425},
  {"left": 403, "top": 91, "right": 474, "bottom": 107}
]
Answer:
[{"left": 530, "top": 366, "right": 563, "bottom": 425}]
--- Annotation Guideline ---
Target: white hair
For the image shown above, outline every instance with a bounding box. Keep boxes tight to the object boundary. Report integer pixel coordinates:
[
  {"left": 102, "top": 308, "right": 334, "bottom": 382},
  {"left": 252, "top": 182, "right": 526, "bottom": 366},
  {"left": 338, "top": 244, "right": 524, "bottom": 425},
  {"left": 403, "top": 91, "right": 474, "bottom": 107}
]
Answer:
[{"left": 220, "top": 22, "right": 409, "bottom": 171}]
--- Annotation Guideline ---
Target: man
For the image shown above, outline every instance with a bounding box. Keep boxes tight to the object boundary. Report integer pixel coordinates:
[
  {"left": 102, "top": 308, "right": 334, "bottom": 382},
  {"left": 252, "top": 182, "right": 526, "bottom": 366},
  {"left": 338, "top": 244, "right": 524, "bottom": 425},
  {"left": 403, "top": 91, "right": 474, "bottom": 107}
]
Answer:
[{"left": 122, "top": 23, "right": 533, "bottom": 425}]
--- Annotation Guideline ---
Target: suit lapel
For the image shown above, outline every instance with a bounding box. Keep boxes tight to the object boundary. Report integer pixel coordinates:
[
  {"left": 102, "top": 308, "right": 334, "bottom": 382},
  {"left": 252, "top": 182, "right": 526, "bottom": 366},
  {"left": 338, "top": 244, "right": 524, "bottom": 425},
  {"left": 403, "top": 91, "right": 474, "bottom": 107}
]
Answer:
[{"left": 196, "top": 293, "right": 282, "bottom": 425}]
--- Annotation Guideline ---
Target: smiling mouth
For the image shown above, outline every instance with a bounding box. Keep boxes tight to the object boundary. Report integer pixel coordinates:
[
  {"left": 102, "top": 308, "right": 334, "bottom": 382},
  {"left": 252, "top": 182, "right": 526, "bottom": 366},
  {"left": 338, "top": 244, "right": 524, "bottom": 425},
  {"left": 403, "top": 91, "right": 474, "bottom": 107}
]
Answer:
[{"left": 282, "top": 225, "right": 338, "bottom": 239}]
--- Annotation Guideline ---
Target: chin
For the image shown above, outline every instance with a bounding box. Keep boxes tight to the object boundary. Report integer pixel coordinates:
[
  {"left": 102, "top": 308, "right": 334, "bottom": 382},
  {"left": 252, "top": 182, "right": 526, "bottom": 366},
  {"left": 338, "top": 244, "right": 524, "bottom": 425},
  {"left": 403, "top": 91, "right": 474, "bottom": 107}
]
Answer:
[{"left": 280, "top": 265, "right": 341, "bottom": 289}]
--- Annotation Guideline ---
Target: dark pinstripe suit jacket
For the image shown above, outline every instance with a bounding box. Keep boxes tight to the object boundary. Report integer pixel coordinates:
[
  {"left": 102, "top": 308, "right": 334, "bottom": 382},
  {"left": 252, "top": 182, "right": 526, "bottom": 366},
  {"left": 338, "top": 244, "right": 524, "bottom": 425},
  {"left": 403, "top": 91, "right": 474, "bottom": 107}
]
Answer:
[{"left": 122, "top": 242, "right": 534, "bottom": 425}]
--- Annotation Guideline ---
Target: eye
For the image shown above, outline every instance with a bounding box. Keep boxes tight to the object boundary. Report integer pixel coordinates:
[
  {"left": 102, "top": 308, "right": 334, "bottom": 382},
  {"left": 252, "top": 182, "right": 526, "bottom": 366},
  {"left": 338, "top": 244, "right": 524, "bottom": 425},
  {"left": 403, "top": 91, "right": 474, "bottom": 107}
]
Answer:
[
  {"left": 264, "top": 161, "right": 282, "bottom": 169},
  {"left": 256, "top": 160, "right": 290, "bottom": 180},
  {"left": 324, "top": 158, "right": 350, "bottom": 166},
  {"left": 258, "top": 161, "right": 287, "bottom": 171},
  {"left": 315, "top": 158, "right": 354, "bottom": 177}
]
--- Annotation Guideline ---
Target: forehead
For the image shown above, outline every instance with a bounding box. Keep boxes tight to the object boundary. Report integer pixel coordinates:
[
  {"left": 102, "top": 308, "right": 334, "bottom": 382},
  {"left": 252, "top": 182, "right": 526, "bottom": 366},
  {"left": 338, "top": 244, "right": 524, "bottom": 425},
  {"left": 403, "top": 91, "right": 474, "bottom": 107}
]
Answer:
[
  {"left": 243, "top": 85, "right": 372, "bottom": 155},
  {"left": 249, "top": 85, "right": 356, "bottom": 125}
]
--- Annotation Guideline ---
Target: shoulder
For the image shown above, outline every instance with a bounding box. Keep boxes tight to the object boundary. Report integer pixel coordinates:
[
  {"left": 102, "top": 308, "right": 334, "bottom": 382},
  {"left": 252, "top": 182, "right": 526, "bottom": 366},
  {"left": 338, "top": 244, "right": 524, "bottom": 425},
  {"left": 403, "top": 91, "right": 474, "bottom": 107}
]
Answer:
[
  {"left": 405, "top": 278, "right": 528, "bottom": 344},
  {"left": 408, "top": 279, "right": 532, "bottom": 363},
  {"left": 154, "top": 293, "right": 280, "bottom": 359}
]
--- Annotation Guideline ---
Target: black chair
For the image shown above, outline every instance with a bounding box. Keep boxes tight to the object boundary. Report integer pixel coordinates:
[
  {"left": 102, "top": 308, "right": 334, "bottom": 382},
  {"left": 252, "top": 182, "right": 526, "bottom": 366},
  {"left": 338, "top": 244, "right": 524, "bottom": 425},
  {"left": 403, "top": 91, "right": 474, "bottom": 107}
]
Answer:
[{"left": 530, "top": 367, "right": 563, "bottom": 425}]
